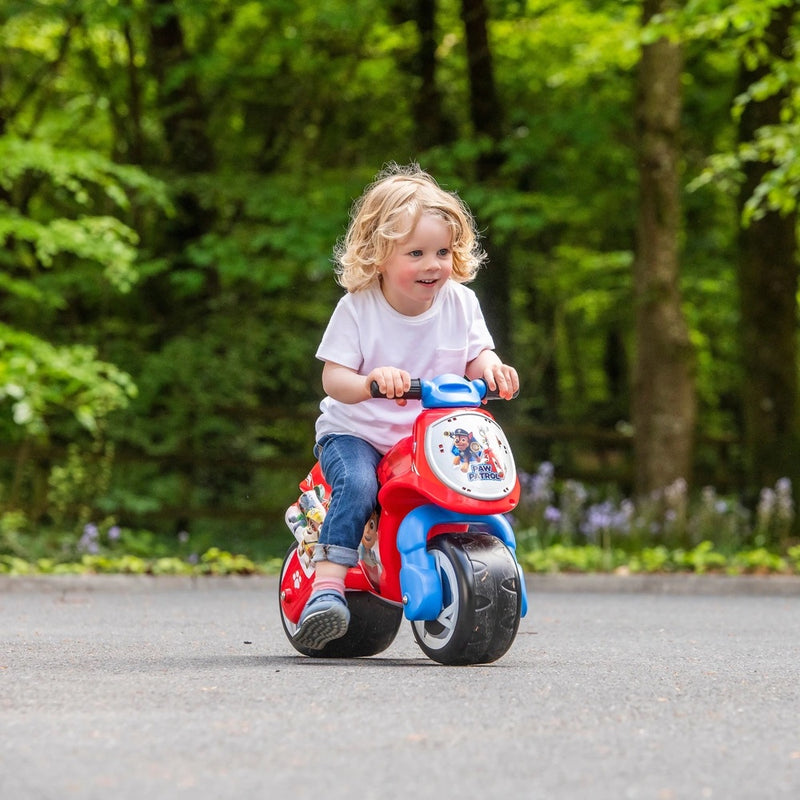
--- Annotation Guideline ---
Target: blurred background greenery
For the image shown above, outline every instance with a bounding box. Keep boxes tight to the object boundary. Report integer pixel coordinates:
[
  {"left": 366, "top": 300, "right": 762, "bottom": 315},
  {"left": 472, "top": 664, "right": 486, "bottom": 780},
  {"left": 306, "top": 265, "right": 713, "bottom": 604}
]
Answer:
[{"left": 2, "top": 0, "right": 799, "bottom": 569}]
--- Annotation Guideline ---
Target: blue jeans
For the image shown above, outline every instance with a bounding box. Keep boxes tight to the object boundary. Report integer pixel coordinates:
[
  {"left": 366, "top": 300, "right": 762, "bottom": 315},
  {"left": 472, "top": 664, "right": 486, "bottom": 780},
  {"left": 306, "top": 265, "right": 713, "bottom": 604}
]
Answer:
[{"left": 313, "top": 434, "right": 383, "bottom": 567}]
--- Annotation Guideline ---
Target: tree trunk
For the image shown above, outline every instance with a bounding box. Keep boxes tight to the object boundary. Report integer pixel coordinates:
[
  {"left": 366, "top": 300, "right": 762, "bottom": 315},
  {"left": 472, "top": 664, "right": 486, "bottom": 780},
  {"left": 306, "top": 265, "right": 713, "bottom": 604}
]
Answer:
[
  {"left": 413, "top": 0, "right": 450, "bottom": 150},
  {"left": 460, "top": 0, "right": 503, "bottom": 146},
  {"left": 736, "top": 2, "right": 799, "bottom": 492},
  {"left": 144, "top": 0, "right": 219, "bottom": 533},
  {"left": 389, "top": 0, "right": 451, "bottom": 150},
  {"left": 632, "top": 0, "right": 696, "bottom": 495},
  {"left": 146, "top": 0, "right": 216, "bottom": 268},
  {"left": 122, "top": 14, "right": 145, "bottom": 166},
  {"left": 148, "top": 0, "right": 215, "bottom": 175},
  {"left": 460, "top": 0, "right": 510, "bottom": 357}
]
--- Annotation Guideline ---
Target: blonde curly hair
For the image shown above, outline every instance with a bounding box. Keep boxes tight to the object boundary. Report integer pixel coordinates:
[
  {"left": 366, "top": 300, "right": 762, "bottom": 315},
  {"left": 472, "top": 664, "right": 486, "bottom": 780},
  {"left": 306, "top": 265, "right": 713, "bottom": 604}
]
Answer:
[{"left": 333, "top": 163, "right": 487, "bottom": 292}]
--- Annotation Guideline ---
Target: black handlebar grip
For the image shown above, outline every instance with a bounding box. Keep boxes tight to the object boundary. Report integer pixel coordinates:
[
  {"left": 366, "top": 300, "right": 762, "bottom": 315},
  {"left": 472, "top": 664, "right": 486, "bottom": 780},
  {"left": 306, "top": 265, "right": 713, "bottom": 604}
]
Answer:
[
  {"left": 484, "top": 385, "right": 520, "bottom": 400},
  {"left": 370, "top": 378, "right": 422, "bottom": 399}
]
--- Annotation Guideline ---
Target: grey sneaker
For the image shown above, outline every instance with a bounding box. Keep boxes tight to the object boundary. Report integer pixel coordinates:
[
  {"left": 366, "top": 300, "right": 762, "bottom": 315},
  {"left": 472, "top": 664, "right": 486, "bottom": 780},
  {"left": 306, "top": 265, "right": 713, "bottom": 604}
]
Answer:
[{"left": 292, "top": 590, "right": 350, "bottom": 650}]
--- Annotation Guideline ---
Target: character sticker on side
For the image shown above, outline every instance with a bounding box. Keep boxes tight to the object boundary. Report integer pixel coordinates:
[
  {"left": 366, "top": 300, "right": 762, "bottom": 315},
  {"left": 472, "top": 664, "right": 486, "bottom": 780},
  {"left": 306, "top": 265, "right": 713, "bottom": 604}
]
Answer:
[
  {"left": 358, "top": 510, "right": 382, "bottom": 586},
  {"left": 285, "top": 485, "right": 328, "bottom": 573}
]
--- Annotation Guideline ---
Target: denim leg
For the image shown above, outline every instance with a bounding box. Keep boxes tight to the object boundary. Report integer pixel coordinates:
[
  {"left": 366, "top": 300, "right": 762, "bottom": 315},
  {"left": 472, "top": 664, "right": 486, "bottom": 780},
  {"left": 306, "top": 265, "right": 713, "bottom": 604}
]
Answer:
[{"left": 313, "top": 435, "right": 382, "bottom": 568}]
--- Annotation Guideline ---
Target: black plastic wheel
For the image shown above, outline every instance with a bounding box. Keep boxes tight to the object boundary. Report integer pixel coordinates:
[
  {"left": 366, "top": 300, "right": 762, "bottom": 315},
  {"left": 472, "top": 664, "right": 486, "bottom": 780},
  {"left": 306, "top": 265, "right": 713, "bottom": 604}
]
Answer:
[
  {"left": 279, "top": 546, "right": 403, "bottom": 658},
  {"left": 410, "top": 532, "right": 522, "bottom": 665}
]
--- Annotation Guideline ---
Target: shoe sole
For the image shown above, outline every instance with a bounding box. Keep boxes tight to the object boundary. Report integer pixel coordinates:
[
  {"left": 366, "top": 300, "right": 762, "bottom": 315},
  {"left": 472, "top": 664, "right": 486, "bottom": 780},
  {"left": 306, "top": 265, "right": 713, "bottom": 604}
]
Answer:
[{"left": 293, "top": 604, "right": 350, "bottom": 650}]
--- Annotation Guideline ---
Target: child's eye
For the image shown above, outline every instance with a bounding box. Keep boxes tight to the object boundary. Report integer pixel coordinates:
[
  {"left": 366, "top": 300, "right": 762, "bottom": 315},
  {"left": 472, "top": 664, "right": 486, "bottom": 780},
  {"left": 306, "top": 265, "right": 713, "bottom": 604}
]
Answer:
[
  {"left": 437, "top": 248, "right": 450, "bottom": 257},
  {"left": 409, "top": 249, "right": 423, "bottom": 257}
]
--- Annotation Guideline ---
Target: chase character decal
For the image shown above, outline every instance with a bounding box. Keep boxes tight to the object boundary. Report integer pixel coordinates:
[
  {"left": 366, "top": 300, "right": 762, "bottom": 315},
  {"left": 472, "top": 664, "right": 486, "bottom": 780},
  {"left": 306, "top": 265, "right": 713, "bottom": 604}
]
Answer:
[
  {"left": 447, "top": 428, "right": 482, "bottom": 472},
  {"left": 443, "top": 425, "right": 507, "bottom": 482}
]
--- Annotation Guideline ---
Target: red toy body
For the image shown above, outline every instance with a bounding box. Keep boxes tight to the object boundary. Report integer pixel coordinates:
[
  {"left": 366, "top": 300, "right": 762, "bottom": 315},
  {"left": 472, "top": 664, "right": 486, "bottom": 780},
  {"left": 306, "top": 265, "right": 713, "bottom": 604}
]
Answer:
[{"left": 279, "top": 375, "right": 527, "bottom": 665}]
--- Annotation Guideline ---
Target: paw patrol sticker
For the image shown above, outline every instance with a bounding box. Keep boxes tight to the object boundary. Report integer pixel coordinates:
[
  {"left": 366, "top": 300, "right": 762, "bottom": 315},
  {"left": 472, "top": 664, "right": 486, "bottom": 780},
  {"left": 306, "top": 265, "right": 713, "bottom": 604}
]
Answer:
[
  {"left": 286, "top": 486, "right": 382, "bottom": 582},
  {"left": 423, "top": 412, "right": 516, "bottom": 500},
  {"left": 285, "top": 486, "right": 328, "bottom": 572}
]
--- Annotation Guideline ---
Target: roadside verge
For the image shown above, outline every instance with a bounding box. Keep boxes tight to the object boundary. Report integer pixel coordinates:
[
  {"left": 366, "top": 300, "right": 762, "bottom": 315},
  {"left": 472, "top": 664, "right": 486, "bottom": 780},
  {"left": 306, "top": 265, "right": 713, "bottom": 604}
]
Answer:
[{"left": 2, "top": 572, "right": 800, "bottom": 596}]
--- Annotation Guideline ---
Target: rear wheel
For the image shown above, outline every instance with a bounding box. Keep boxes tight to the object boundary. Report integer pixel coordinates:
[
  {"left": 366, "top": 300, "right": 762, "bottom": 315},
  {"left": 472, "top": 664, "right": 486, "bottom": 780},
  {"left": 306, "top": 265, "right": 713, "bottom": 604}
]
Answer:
[
  {"left": 410, "top": 532, "right": 522, "bottom": 665},
  {"left": 279, "top": 546, "right": 403, "bottom": 658}
]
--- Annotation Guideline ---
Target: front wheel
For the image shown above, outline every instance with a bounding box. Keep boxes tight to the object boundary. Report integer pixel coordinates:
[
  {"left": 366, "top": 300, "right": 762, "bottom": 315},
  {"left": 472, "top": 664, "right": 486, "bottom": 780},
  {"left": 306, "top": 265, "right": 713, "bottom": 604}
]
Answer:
[{"left": 410, "top": 532, "right": 522, "bottom": 665}]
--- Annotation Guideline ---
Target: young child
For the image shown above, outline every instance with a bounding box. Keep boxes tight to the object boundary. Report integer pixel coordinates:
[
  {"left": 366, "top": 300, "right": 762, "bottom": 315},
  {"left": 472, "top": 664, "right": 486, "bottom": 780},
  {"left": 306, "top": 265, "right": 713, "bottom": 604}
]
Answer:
[{"left": 293, "top": 162, "right": 519, "bottom": 650}]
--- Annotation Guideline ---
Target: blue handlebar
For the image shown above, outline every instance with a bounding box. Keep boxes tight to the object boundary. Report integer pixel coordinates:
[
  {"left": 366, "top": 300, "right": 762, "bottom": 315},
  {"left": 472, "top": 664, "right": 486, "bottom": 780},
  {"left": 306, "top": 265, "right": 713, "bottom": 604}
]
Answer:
[
  {"left": 419, "top": 374, "right": 486, "bottom": 408},
  {"left": 370, "top": 373, "right": 486, "bottom": 408}
]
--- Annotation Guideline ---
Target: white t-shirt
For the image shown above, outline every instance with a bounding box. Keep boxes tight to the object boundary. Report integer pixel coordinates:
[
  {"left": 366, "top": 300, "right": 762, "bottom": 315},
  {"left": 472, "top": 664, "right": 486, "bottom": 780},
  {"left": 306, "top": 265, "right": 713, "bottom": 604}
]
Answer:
[{"left": 315, "top": 280, "right": 495, "bottom": 453}]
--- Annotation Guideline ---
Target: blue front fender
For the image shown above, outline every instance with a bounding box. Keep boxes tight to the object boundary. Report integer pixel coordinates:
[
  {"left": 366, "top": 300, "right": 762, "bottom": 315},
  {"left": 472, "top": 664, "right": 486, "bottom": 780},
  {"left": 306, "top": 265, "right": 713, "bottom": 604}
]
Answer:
[{"left": 395, "top": 504, "right": 529, "bottom": 620}]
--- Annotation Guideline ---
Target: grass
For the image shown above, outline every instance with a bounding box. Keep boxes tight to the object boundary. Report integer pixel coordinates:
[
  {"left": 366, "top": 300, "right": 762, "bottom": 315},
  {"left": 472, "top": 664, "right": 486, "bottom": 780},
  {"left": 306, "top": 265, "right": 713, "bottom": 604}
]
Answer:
[
  {"left": 517, "top": 541, "right": 800, "bottom": 576},
  {"left": 3, "top": 465, "right": 800, "bottom": 578},
  {"left": 2, "top": 537, "right": 800, "bottom": 578},
  {"left": 0, "top": 547, "right": 283, "bottom": 577}
]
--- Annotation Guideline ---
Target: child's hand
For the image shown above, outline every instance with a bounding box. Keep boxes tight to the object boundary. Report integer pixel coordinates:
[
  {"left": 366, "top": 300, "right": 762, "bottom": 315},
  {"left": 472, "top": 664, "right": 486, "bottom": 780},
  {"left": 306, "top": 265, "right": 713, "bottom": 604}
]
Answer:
[
  {"left": 366, "top": 367, "right": 412, "bottom": 405},
  {"left": 481, "top": 363, "right": 519, "bottom": 401}
]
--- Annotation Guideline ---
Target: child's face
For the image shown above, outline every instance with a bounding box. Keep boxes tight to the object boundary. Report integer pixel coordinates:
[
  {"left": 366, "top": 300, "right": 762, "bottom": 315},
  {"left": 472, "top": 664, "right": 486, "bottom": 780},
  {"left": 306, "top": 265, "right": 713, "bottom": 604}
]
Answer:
[{"left": 379, "top": 213, "right": 453, "bottom": 316}]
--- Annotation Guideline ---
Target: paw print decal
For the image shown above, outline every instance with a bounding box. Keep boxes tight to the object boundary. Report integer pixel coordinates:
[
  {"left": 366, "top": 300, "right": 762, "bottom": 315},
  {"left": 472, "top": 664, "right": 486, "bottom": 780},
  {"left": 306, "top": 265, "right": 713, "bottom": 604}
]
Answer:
[{"left": 292, "top": 569, "right": 302, "bottom": 589}]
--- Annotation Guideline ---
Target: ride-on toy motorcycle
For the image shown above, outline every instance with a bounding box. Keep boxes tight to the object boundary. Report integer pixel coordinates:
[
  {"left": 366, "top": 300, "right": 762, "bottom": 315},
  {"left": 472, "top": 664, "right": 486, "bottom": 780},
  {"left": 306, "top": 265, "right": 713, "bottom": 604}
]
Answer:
[{"left": 279, "top": 373, "right": 528, "bottom": 665}]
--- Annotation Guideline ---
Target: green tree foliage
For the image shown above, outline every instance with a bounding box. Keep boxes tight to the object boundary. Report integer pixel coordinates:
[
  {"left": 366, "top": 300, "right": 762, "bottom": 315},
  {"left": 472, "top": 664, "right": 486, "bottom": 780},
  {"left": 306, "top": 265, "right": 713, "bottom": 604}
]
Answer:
[
  {"left": 1, "top": 0, "right": 799, "bottom": 550},
  {"left": 0, "top": 134, "right": 170, "bottom": 440}
]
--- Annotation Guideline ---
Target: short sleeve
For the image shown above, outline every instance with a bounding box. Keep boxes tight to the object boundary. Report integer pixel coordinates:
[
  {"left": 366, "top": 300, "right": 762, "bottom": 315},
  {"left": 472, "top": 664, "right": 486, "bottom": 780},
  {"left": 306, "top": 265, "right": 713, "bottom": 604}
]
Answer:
[
  {"left": 315, "top": 295, "right": 363, "bottom": 371},
  {"left": 465, "top": 287, "right": 494, "bottom": 360}
]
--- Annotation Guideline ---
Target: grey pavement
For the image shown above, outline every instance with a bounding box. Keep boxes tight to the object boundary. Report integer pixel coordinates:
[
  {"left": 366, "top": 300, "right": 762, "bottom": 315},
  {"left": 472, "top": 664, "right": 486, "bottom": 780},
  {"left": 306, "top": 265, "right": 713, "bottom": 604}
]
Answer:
[{"left": 1, "top": 573, "right": 799, "bottom": 800}]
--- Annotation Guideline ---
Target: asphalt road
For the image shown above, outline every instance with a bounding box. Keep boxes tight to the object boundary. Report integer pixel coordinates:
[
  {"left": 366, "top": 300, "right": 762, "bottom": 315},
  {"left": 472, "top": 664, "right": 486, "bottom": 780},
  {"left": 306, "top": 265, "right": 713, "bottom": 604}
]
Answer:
[{"left": 2, "top": 573, "right": 799, "bottom": 800}]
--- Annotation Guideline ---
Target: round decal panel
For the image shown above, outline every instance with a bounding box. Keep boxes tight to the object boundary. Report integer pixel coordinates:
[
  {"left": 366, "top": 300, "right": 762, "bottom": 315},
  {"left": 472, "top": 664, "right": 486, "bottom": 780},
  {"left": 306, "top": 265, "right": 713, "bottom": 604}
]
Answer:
[{"left": 422, "top": 411, "right": 516, "bottom": 500}]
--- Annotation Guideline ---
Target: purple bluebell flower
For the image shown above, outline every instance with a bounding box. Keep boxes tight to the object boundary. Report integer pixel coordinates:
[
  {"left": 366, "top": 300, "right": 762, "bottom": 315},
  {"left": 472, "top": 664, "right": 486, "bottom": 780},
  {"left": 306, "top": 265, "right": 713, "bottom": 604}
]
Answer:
[
  {"left": 78, "top": 523, "right": 100, "bottom": 554},
  {"left": 775, "top": 478, "right": 794, "bottom": 522},
  {"left": 544, "top": 506, "right": 561, "bottom": 524},
  {"left": 519, "top": 462, "right": 555, "bottom": 507}
]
